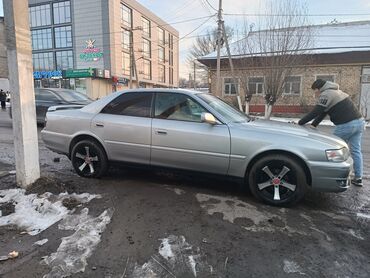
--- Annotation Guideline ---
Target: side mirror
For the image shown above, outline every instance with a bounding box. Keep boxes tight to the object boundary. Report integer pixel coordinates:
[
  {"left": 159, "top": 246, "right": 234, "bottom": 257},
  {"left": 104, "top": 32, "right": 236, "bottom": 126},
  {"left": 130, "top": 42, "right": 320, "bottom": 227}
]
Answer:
[{"left": 201, "top": 112, "right": 217, "bottom": 125}]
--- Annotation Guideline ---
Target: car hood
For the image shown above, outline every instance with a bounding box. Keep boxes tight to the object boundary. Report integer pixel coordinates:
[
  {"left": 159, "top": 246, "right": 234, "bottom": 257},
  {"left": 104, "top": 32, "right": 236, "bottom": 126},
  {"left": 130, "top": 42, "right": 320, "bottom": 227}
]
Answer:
[{"left": 231, "top": 118, "right": 347, "bottom": 148}]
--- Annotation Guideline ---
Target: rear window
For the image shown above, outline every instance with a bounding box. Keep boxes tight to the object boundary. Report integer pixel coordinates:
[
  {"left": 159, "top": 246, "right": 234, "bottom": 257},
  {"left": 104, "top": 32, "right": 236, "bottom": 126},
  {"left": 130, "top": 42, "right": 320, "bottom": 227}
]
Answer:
[
  {"left": 55, "top": 90, "right": 91, "bottom": 102},
  {"left": 101, "top": 92, "right": 153, "bottom": 117}
]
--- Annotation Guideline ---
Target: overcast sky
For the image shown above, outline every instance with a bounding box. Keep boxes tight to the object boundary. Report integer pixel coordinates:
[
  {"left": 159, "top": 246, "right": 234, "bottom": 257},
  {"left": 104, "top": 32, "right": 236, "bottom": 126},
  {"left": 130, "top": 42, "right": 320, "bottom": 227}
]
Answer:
[{"left": 0, "top": 0, "right": 369, "bottom": 78}]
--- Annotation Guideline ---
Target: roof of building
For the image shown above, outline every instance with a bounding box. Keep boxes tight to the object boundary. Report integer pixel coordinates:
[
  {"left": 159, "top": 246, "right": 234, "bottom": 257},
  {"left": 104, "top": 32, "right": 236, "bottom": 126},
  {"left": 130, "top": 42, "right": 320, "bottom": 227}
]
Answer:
[{"left": 200, "top": 20, "right": 370, "bottom": 60}]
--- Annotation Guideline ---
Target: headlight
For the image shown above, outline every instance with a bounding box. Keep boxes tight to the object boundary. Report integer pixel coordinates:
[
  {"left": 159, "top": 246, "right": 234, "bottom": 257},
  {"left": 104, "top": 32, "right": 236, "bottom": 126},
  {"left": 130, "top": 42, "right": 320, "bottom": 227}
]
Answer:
[{"left": 326, "top": 148, "right": 349, "bottom": 162}]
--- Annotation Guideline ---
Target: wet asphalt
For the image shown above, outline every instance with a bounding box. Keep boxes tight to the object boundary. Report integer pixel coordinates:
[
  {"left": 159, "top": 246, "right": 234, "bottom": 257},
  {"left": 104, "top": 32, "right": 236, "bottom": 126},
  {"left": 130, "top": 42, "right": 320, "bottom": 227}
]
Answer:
[{"left": 0, "top": 108, "right": 369, "bottom": 278}]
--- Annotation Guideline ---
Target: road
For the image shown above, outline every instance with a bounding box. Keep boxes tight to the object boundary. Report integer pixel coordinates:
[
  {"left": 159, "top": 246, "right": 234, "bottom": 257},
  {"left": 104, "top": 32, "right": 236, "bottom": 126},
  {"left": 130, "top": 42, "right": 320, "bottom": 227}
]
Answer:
[{"left": 0, "top": 108, "right": 369, "bottom": 278}]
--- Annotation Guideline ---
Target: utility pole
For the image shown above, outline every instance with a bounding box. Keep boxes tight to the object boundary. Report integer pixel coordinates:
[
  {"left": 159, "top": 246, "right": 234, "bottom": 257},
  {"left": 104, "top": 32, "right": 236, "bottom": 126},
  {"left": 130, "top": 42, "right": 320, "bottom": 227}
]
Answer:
[
  {"left": 215, "top": 0, "right": 223, "bottom": 97},
  {"left": 221, "top": 21, "right": 242, "bottom": 111},
  {"left": 193, "top": 61, "right": 196, "bottom": 90},
  {"left": 129, "top": 30, "right": 134, "bottom": 89},
  {"left": 188, "top": 73, "right": 192, "bottom": 89},
  {"left": 4, "top": 0, "right": 40, "bottom": 188}
]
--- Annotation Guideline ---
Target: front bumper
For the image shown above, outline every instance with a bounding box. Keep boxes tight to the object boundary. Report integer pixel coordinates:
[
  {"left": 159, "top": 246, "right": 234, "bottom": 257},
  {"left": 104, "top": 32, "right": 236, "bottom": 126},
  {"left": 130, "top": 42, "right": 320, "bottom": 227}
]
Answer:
[{"left": 308, "top": 157, "right": 352, "bottom": 192}]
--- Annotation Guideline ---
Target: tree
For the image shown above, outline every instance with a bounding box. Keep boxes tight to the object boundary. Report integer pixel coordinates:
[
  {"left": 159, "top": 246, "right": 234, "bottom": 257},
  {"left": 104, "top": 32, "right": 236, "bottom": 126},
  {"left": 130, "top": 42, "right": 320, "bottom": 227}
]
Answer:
[
  {"left": 188, "top": 27, "right": 233, "bottom": 86},
  {"left": 235, "top": 0, "right": 313, "bottom": 119}
]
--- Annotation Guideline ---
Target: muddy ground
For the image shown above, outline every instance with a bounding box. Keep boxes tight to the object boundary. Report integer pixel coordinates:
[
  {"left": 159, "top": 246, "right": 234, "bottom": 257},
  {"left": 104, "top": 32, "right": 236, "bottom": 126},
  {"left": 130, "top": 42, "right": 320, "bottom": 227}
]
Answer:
[{"left": 0, "top": 109, "right": 369, "bottom": 278}]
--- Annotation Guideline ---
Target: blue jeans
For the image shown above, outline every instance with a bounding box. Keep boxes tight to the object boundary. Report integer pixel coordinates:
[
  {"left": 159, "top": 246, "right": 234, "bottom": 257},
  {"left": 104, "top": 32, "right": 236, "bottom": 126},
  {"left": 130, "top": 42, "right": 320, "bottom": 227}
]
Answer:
[{"left": 334, "top": 118, "right": 365, "bottom": 178}]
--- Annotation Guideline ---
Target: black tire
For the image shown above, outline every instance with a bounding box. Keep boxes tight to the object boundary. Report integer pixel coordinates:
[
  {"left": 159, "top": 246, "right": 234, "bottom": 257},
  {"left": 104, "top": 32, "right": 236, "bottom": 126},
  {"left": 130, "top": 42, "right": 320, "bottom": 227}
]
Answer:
[
  {"left": 248, "top": 154, "right": 308, "bottom": 206},
  {"left": 71, "top": 140, "right": 108, "bottom": 178}
]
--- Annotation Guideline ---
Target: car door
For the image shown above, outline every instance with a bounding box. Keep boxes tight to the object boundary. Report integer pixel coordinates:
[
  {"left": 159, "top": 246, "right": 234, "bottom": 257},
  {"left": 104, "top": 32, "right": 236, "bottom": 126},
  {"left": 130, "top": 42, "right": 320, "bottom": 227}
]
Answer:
[
  {"left": 35, "top": 89, "right": 63, "bottom": 122},
  {"left": 91, "top": 92, "right": 153, "bottom": 164},
  {"left": 151, "top": 92, "right": 231, "bottom": 174}
]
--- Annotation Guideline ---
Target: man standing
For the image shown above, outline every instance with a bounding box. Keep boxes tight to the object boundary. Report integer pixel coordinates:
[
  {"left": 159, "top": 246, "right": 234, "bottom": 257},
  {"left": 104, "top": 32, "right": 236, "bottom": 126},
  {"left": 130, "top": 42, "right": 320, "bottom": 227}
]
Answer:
[
  {"left": 298, "top": 79, "right": 365, "bottom": 187},
  {"left": 0, "top": 89, "right": 6, "bottom": 109}
]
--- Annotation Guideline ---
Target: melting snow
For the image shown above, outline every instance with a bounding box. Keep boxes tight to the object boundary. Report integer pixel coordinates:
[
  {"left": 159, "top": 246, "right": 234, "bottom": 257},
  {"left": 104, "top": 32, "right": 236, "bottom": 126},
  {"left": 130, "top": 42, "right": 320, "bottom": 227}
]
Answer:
[
  {"left": 132, "top": 235, "right": 214, "bottom": 277},
  {"left": 283, "top": 260, "right": 306, "bottom": 275},
  {"left": 0, "top": 188, "right": 101, "bottom": 235},
  {"left": 42, "top": 208, "right": 113, "bottom": 278},
  {"left": 34, "top": 239, "right": 49, "bottom": 246}
]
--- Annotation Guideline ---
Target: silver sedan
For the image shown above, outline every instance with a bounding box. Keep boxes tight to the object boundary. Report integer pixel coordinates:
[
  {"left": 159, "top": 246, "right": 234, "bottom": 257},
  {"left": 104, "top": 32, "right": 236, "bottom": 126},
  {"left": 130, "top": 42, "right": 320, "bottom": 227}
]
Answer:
[{"left": 41, "top": 89, "right": 352, "bottom": 206}]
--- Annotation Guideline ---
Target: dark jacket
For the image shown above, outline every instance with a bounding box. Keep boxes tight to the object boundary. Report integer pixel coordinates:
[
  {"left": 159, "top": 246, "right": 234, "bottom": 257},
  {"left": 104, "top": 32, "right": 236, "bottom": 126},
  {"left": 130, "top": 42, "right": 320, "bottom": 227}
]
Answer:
[
  {"left": 298, "top": 82, "right": 362, "bottom": 126},
  {"left": 0, "top": 91, "right": 6, "bottom": 102}
]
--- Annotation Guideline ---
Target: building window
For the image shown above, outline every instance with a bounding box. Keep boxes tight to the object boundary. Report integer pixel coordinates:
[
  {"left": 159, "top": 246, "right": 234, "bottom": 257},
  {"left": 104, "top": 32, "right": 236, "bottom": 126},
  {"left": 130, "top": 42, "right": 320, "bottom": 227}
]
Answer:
[
  {"left": 158, "top": 65, "right": 165, "bottom": 83},
  {"left": 142, "top": 17, "right": 151, "bottom": 38},
  {"left": 169, "top": 50, "right": 173, "bottom": 66},
  {"left": 316, "top": 75, "right": 335, "bottom": 82},
  {"left": 54, "top": 26, "right": 72, "bottom": 48},
  {"left": 56, "top": 50, "right": 73, "bottom": 70},
  {"left": 121, "top": 4, "right": 132, "bottom": 28},
  {"left": 122, "top": 29, "right": 131, "bottom": 52},
  {"left": 53, "top": 1, "right": 71, "bottom": 24},
  {"left": 248, "top": 77, "right": 264, "bottom": 95},
  {"left": 158, "top": 28, "right": 165, "bottom": 45},
  {"left": 224, "top": 78, "right": 239, "bottom": 95},
  {"left": 158, "top": 46, "right": 165, "bottom": 64},
  {"left": 29, "top": 4, "right": 51, "bottom": 27},
  {"left": 142, "top": 39, "right": 151, "bottom": 58},
  {"left": 169, "top": 67, "right": 174, "bottom": 85},
  {"left": 32, "top": 52, "right": 54, "bottom": 71},
  {"left": 168, "top": 33, "right": 174, "bottom": 49},
  {"left": 31, "top": 28, "right": 52, "bottom": 50},
  {"left": 284, "top": 76, "right": 301, "bottom": 95},
  {"left": 143, "top": 59, "right": 151, "bottom": 80},
  {"left": 122, "top": 52, "right": 131, "bottom": 76}
]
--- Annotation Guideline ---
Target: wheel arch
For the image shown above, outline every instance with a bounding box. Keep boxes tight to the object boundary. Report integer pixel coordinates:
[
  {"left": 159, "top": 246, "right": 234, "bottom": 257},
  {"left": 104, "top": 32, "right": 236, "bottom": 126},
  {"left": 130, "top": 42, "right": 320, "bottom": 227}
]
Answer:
[
  {"left": 245, "top": 150, "right": 312, "bottom": 186},
  {"left": 69, "top": 134, "right": 108, "bottom": 160}
]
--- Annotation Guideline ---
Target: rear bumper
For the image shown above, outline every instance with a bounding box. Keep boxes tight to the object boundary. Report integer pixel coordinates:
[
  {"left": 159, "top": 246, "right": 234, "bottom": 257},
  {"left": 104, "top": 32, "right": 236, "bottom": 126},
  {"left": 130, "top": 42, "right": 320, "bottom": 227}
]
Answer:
[
  {"left": 41, "top": 129, "right": 71, "bottom": 155},
  {"left": 308, "top": 157, "right": 352, "bottom": 192}
]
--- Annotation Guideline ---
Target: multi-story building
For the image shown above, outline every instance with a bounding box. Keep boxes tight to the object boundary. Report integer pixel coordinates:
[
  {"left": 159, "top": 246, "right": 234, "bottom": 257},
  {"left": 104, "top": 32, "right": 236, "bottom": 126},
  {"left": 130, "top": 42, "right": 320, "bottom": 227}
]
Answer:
[
  {"left": 0, "top": 17, "right": 9, "bottom": 91},
  {"left": 28, "top": 0, "right": 179, "bottom": 99},
  {"left": 198, "top": 21, "right": 370, "bottom": 119}
]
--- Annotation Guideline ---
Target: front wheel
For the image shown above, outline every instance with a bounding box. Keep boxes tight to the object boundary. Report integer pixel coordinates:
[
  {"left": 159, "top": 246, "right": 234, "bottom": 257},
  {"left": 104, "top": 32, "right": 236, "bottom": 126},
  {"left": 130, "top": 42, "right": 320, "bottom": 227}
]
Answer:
[
  {"left": 248, "top": 154, "right": 308, "bottom": 206},
  {"left": 71, "top": 140, "right": 108, "bottom": 178}
]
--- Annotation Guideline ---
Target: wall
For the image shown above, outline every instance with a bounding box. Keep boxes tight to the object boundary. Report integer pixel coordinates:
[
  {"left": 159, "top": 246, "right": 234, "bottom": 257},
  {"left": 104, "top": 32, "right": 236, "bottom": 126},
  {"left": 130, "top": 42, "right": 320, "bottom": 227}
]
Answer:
[
  {"left": 109, "top": 0, "right": 179, "bottom": 88},
  {"left": 209, "top": 64, "right": 364, "bottom": 112},
  {"left": 0, "top": 18, "right": 8, "bottom": 79}
]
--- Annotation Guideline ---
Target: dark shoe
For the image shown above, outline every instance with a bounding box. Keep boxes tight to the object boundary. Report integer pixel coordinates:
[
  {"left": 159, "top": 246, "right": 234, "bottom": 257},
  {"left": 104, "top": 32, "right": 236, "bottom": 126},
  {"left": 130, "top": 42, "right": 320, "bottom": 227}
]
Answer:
[{"left": 351, "top": 178, "right": 363, "bottom": 187}]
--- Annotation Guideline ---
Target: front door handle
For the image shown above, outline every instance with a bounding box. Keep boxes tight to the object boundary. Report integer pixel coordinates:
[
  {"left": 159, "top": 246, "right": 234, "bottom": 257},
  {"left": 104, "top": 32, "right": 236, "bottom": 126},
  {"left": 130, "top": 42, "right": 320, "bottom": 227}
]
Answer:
[
  {"left": 155, "top": 129, "right": 167, "bottom": 135},
  {"left": 95, "top": 123, "right": 104, "bottom": 127}
]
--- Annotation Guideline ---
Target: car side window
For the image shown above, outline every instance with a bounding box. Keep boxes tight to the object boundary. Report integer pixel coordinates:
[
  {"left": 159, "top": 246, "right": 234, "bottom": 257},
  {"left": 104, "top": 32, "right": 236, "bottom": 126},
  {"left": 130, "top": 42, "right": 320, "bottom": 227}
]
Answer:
[
  {"left": 35, "top": 90, "right": 60, "bottom": 102},
  {"left": 101, "top": 92, "right": 153, "bottom": 117},
  {"left": 154, "top": 93, "right": 207, "bottom": 122}
]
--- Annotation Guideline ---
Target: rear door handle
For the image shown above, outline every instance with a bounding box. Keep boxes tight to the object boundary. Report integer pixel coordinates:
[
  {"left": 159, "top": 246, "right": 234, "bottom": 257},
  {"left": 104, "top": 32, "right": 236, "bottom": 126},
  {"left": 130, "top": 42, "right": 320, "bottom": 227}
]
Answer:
[
  {"left": 95, "top": 123, "right": 104, "bottom": 127},
  {"left": 155, "top": 129, "right": 167, "bottom": 135}
]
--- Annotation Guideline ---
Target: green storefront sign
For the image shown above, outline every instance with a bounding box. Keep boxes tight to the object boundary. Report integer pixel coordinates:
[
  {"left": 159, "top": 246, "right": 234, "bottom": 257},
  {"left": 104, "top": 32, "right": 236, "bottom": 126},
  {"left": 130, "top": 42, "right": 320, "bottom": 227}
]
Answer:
[{"left": 63, "top": 68, "right": 95, "bottom": 78}]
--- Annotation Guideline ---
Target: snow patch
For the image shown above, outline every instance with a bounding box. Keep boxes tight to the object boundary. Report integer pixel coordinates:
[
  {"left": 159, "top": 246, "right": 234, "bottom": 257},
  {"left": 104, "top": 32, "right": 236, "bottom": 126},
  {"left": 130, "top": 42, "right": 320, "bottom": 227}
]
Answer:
[
  {"left": 357, "top": 212, "right": 370, "bottom": 220},
  {"left": 283, "top": 260, "right": 306, "bottom": 275},
  {"left": 348, "top": 229, "right": 364, "bottom": 240},
  {"left": 165, "top": 186, "right": 186, "bottom": 195},
  {"left": 0, "top": 188, "right": 100, "bottom": 235},
  {"left": 132, "top": 235, "right": 213, "bottom": 277},
  {"left": 34, "top": 239, "right": 49, "bottom": 246},
  {"left": 42, "top": 208, "right": 113, "bottom": 278}
]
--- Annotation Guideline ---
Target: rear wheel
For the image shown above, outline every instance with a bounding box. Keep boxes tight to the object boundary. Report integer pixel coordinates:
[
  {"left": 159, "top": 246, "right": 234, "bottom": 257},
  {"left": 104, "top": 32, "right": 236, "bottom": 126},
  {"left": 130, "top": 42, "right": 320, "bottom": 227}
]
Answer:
[
  {"left": 248, "top": 154, "right": 308, "bottom": 206},
  {"left": 71, "top": 140, "right": 108, "bottom": 178}
]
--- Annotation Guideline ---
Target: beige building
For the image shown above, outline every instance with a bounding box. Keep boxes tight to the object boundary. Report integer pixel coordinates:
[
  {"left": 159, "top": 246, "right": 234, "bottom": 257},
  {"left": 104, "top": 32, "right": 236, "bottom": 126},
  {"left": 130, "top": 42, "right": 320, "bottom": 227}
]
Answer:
[
  {"left": 199, "top": 21, "right": 370, "bottom": 117},
  {"left": 28, "top": 0, "right": 179, "bottom": 99},
  {"left": 0, "top": 17, "right": 9, "bottom": 91}
]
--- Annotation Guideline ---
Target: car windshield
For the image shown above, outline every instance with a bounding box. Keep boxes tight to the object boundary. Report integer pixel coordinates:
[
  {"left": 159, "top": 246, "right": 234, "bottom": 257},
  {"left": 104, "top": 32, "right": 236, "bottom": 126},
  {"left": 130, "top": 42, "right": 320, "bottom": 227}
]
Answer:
[
  {"left": 197, "top": 93, "right": 250, "bottom": 123},
  {"left": 55, "top": 90, "right": 92, "bottom": 103}
]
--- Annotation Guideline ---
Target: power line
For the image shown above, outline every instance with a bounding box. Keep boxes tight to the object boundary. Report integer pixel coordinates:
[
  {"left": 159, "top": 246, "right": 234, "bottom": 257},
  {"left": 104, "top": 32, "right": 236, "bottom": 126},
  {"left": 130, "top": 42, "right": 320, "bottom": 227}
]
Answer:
[
  {"left": 224, "top": 12, "right": 370, "bottom": 17},
  {"left": 203, "top": 0, "right": 218, "bottom": 12}
]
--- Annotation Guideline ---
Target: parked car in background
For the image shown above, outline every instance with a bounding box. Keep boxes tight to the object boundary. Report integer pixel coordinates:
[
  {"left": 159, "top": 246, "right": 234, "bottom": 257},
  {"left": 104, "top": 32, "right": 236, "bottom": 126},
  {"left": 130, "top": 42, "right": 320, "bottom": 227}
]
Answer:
[
  {"left": 9, "top": 88, "right": 92, "bottom": 124},
  {"left": 41, "top": 89, "right": 352, "bottom": 206}
]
